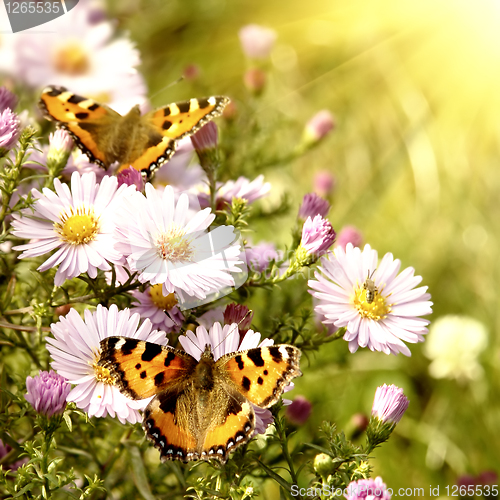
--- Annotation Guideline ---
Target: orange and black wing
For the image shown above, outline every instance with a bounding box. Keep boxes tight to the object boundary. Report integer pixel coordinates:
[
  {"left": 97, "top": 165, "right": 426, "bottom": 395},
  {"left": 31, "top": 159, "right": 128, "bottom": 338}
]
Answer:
[
  {"left": 98, "top": 337, "right": 197, "bottom": 400},
  {"left": 39, "top": 85, "right": 120, "bottom": 168},
  {"left": 219, "top": 345, "right": 302, "bottom": 408},
  {"left": 148, "top": 96, "right": 230, "bottom": 141}
]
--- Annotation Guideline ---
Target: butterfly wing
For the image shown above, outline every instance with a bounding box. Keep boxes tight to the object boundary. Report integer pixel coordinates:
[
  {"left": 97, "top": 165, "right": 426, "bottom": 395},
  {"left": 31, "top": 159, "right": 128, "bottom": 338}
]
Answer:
[
  {"left": 39, "top": 85, "right": 122, "bottom": 168},
  {"left": 218, "top": 345, "right": 302, "bottom": 408},
  {"left": 98, "top": 337, "right": 197, "bottom": 399},
  {"left": 199, "top": 385, "right": 255, "bottom": 462},
  {"left": 147, "top": 96, "right": 230, "bottom": 142}
]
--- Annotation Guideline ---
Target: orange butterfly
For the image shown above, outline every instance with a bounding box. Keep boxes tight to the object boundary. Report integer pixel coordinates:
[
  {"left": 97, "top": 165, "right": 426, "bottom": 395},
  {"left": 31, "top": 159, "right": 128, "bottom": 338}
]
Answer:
[
  {"left": 98, "top": 336, "right": 301, "bottom": 463},
  {"left": 39, "top": 86, "right": 229, "bottom": 179}
]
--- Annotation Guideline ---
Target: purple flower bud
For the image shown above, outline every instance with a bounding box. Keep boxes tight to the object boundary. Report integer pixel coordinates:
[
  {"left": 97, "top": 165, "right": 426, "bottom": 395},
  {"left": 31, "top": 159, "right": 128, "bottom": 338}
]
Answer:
[
  {"left": 336, "top": 225, "right": 363, "bottom": 250},
  {"left": 223, "top": 303, "right": 254, "bottom": 334},
  {"left": 300, "top": 215, "right": 336, "bottom": 256},
  {"left": 0, "top": 108, "right": 21, "bottom": 152},
  {"left": 117, "top": 166, "right": 144, "bottom": 191},
  {"left": 191, "top": 121, "right": 218, "bottom": 152},
  {"left": 298, "top": 193, "right": 330, "bottom": 219},
  {"left": 0, "top": 438, "right": 27, "bottom": 471},
  {"left": 303, "top": 110, "right": 335, "bottom": 144},
  {"left": 0, "top": 87, "right": 18, "bottom": 112},
  {"left": 246, "top": 241, "right": 280, "bottom": 272},
  {"left": 183, "top": 63, "right": 201, "bottom": 81},
  {"left": 238, "top": 24, "right": 277, "bottom": 59},
  {"left": 313, "top": 170, "right": 335, "bottom": 197},
  {"left": 25, "top": 370, "right": 71, "bottom": 417},
  {"left": 243, "top": 68, "right": 267, "bottom": 94},
  {"left": 48, "top": 129, "right": 73, "bottom": 154},
  {"left": 371, "top": 384, "right": 409, "bottom": 425},
  {"left": 285, "top": 395, "right": 312, "bottom": 425}
]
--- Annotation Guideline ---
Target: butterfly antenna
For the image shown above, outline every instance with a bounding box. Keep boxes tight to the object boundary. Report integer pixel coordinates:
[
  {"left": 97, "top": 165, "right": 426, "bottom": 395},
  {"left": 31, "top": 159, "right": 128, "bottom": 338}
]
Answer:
[{"left": 149, "top": 76, "right": 185, "bottom": 102}]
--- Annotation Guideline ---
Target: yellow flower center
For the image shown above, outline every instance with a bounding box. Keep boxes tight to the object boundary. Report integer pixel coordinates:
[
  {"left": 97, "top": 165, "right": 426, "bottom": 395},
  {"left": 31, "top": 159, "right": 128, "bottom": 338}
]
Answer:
[
  {"left": 55, "top": 207, "right": 100, "bottom": 245},
  {"left": 93, "top": 363, "right": 116, "bottom": 386},
  {"left": 155, "top": 225, "right": 193, "bottom": 262},
  {"left": 53, "top": 41, "right": 90, "bottom": 76},
  {"left": 353, "top": 284, "right": 391, "bottom": 320},
  {"left": 149, "top": 284, "right": 178, "bottom": 310}
]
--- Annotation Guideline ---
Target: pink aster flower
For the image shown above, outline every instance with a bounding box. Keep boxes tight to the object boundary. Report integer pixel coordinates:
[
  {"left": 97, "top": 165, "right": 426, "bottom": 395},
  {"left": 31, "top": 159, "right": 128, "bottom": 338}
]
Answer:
[
  {"left": 12, "top": 172, "right": 130, "bottom": 286},
  {"left": 223, "top": 303, "right": 254, "bottom": 335},
  {"left": 117, "top": 166, "right": 144, "bottom": 191},
  {"left": 299, "top": 215, "right": 336, "bottom": 257},
  {"left": 130, "top": 284, "right": 184, "bottom": 334},
  {"left": 178, "top": 322, "right": 292, "bottom": 434},
  {"left": 0, "top": 108, "right": 21, "bottom": 153},
  {"left": 0, "top": 86, "right": 17, "bottom": 112},
  {"left": 336, "top": 225, "right": 363, "bottom": 250},
  {"left": 372, "top": 384, "right": 409, "bottom": 425},
  {"left": 309, "top": 243, "right": 433, "bottom": 356},
  {"left": 298, "top": 193, "right": 330, "bottom": 219},
  {"left": 239, "top": 24, "right": 277, "bottom": 59},
  {"left": 113, "top": 184, "right": 243, "bottom": 301},
  {"left": 198, "top": 175, "right": 271, "bottom": 209},
  {"left": 46, "top": 304, "right": 168, "bottom": 424},
  {"left": 303, "top": 110, "right": 336, "bottom": 144},
  {"left": 313, "top": 170, "right": 335, "bottom": 198},
  {"left": 191, "top": 121, "right": 218, "bottom": 153},
  {"left": 245, "top": 241, "right": 280, "bottom": 272},
  {"left": 285, "top": 395, "right": 312, "bottom": 425},
  {"left": 345, "top": 477, "right": 391, "bottom": 500},
  {"left": 25, "top": 370, "right": 71, "bottom": 417}
]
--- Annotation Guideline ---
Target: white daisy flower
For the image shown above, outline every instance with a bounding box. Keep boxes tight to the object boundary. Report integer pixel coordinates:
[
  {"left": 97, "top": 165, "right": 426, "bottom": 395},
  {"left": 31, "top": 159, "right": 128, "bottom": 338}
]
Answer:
[
  {"left": 46, "top": 304, "right": 169, "bottom": 424},
  {"left": 309, "top": 243, "right": 433, "bottom": 356},
  {"left": 130, "top": 284, "right": 184, "bottom": 334},
  {"left": 13, "top": 6, "right": 147, "bottom": 113},
  {"left": 12, "top": 172, "right": 130, "bottom": 286},
  {"left": 179, "top": 322, "right": 292, "bottom": 434},
  {"left": 113, "top": 184, "right": 243, "bottom": 302}
]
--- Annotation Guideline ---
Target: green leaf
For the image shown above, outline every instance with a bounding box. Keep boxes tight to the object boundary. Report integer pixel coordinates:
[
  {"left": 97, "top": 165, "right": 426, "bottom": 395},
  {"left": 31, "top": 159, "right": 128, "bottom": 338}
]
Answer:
[{"left": 127, "top": 445, "right": 155, "bottom": 500}]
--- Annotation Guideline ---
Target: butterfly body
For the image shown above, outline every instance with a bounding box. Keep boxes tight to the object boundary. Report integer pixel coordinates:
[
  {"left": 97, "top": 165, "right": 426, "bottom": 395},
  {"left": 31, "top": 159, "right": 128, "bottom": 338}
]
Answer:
[
  {"left": 99, "top": 337, "right": 301, "bottom": 463},
  {"left": 39, "top": 86, "right": 229, "bottom": 179}
]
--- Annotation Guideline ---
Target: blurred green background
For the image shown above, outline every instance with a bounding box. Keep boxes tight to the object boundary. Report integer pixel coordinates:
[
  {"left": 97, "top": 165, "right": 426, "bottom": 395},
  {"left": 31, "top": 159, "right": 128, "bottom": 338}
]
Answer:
[{"left": 113, "top": 0, "right": 500, "bottom": 491}]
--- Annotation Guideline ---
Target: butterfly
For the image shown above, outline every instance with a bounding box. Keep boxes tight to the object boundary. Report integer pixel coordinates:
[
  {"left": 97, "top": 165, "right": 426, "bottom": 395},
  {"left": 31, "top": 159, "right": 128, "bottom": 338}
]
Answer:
[
  {"left": 98, "top": 336, "right": 301, "bottom": 463},
  {"left": 38, "top": 86, "right": 229, "bottom": 179}
]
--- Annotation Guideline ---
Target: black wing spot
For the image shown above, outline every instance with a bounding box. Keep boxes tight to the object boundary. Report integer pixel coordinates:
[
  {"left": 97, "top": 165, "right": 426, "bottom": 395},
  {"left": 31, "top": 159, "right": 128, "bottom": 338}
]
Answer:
[
  {"left": 268, "top": 346, "right": 283, "bottom": 363},
  {"left": 135, "top": 363, "right": 142, "bottom": 370},
  {"left": 154, "top": 372, "right": 165, "bottom": 386},
  {"left": 140, "top": 370, "right": 147, "bottom": 379},
  {"left": 142, "top": 343, "right": 162, "bottom": 362},
  {"left": 177, "top": 102, "right": 190, "bottom": 113},
  {"left": 67, "top": 94, "right": 86, "bottom": 104},
  {"left": 263, "top": 370, "right": 268, "bottom": 376},
  {"left": 257, "top": 377, "right": 263, "bottom": 385},
  {"left": 159, "top": 394, "right": 177, "bottom": 414},
  {"left": 162, "top": 120, "right": 172, "bottom": 130},
  {"left": 88, "top": 103, "right": 99, "bottom": 111},
  {"left": 247, "top": 349, "right": 265, "bottom": 367},
  {"left": 164, "top": 351, "right": 176, "bottom": 367},
  {"left": 235, "top": 355, "right": 244, "bottom": 370},
  {"left": 75, "top": 112, "right": 89, "bottom": 120},
  {"left": 198, "top": 98, "right": 210, "bottom": 109},
  {"left": 242, "top": 376, "right": 251, "bottom": 391},
  {"left": 121, "top": 338, "right": 140, "bottom": 356}
]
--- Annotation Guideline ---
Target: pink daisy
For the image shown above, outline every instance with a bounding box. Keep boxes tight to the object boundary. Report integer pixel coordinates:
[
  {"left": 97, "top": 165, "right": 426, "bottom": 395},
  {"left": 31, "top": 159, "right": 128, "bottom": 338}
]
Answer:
[
  {"left": 309, "top": 243, "right": 433, "bottom": 356},
  {"left": 113, "top": 184, "right": 244, "bottom": 303},
  {"left": 12, "top": 172, "right": 130, "bottom": 286},
  {"left": 46, "top": 304, "right": 168, "bottom": 424}
]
